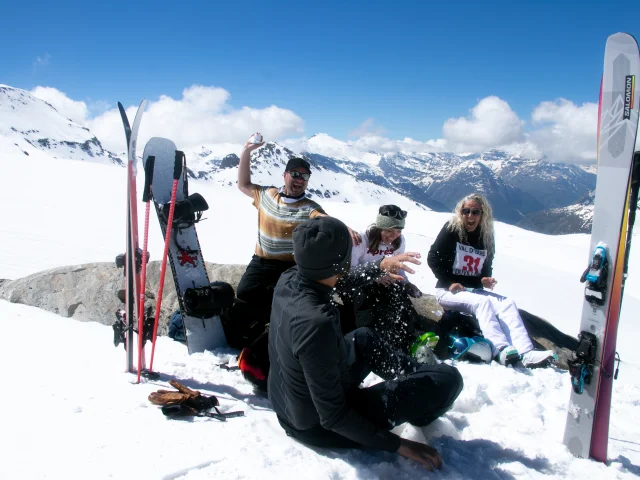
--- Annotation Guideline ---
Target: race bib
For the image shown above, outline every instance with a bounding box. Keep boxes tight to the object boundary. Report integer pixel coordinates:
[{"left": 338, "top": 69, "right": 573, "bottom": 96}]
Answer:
[{"left": 452, "top": 242, "right": 487, "bottom": 276}]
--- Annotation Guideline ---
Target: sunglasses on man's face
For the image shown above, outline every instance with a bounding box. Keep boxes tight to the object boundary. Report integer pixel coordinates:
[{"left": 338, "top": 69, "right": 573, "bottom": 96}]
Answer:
[
  {"left": 287, "top": 171, "right": 310, "bottom": 181},
  {"left": 461, "top": 208, "right": 482, "bottom": 217},
  {"left": 379, "top": 206, "right": 407, "bottom": 219}
]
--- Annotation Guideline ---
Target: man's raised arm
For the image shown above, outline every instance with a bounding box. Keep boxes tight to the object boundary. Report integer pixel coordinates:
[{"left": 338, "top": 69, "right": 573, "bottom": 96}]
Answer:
[{"left": 238, "top": 133, "right": 264, "bottom": 198}]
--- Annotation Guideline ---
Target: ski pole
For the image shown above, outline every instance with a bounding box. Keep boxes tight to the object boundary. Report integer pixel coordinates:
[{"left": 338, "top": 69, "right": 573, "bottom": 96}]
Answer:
[
  {"left": 149, "top": 152, "right": 184, "bottom": 372},
  {"left": 136, "top": 156, "right": 155, "bottom": 383}
]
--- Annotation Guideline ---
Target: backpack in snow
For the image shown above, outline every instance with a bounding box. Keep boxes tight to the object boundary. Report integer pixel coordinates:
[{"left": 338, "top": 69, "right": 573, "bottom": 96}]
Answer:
[{"left": 236, "top": 326, "right": 270, "bottom": 394}]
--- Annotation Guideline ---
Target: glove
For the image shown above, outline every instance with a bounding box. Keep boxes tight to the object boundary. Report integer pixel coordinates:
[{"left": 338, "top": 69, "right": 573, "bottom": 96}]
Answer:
[{"left": 148, "top": 380, "right": 219, "bottom": 411}]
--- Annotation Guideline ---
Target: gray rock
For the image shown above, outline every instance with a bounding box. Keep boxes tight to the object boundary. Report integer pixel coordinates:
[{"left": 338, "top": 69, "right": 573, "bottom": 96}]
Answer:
[
  {"left": 0, "top": 262, "right": 575, "bottom": 369},
  {"left": 0, "top": 261, "right": 249, "bottom": 337}
]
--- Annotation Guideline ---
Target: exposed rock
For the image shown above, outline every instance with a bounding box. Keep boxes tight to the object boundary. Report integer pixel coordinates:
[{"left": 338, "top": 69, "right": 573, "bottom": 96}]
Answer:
[
  {"left": 0, "top": 262, "right": 249, "bottom": 337},
  {"left": 0, "top": 262, "right": 575, "bottom": 369}
]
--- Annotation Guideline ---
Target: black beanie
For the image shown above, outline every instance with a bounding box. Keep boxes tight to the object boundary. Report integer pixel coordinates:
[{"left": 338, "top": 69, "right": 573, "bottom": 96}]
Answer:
[{"left": 293, "top": 217, "right": 352, "bottom": 281}]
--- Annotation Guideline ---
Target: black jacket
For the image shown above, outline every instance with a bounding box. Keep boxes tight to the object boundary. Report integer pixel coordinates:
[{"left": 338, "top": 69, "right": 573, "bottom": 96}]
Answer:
[
  {"left": 267, "top": 267, "right": 401, "bottom": 452},
  {"left": 427, "top": 222, "right": 493, "bottom": 289}
]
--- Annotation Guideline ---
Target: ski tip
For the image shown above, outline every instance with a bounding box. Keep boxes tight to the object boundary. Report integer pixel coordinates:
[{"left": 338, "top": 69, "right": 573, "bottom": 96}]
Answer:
[{"left": 607, "top": 32, "right": 639, "bottom": 49}]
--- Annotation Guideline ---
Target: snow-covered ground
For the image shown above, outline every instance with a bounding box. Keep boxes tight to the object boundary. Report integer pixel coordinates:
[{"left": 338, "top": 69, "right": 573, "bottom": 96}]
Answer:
[{"left": 1, "top": 144, "right": 639, "bottom": 479}]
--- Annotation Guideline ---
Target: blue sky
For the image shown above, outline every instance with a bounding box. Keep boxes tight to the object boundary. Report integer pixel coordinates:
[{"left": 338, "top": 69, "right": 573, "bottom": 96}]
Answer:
[{"left": 2, "top": 0, "right": 639, "bottom": 146}]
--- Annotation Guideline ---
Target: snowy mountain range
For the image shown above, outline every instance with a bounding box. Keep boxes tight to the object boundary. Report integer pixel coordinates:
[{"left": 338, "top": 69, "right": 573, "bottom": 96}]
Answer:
[
  {"left": 190, "top": 137, "right": 598, "bottom": 234},
  {"left": 0, "top": 85, "right": 601, "bottom": 234}
]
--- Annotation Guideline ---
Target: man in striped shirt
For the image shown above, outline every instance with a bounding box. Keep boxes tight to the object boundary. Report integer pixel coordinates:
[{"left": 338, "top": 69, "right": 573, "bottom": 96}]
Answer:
[{"left": 235, "top": 133, "right": 328, "bottom": 336}]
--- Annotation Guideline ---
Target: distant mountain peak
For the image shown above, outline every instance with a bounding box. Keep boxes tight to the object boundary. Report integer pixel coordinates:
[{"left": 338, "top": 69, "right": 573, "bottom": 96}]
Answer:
[{"left": 0, "top": 85, "right": 122, "bottom": 165}]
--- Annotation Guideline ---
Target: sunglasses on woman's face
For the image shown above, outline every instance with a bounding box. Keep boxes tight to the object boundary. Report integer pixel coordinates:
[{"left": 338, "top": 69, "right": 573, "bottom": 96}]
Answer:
[
  {"left": 461, "top": 208, "right": 482, "bottom": 217},
  {"left": 287, "top": 171, "right": 310, "bottom": 181},
  {"left": 379, "top": 206, "right": 407, "bottom": 219}
]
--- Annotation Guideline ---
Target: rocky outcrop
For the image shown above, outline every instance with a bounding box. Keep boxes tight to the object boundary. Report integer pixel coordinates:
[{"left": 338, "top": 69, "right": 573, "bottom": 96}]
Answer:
[
  {"left": 0, "top": 261, "right": 440, "bottom": 335},
  {"left": 0, "top": 262, "right": 245, "bottom": 337},
  {"left": 0, "top": 262, "right": 576, "bottom": 369}
]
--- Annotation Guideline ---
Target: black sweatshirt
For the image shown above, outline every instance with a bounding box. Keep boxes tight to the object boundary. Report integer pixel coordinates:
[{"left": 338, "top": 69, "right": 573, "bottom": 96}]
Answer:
[
  {"left": 267, "top": 265, "right": 401, "bottom": 453},
  {"left": 427, "top": 222, "right": 494, "bottom": 290}
]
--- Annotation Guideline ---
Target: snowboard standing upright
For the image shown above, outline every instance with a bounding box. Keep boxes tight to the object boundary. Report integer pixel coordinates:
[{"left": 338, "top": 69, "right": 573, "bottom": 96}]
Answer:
[
  {"left": 563, "top": 33, "right": 640, "bottom": 462},
  {"left": 142, "top": 137, "right": 227, "bottom": 354}
]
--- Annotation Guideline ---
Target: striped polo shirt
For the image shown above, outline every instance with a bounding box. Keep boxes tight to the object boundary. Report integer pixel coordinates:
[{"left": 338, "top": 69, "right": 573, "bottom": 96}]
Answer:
[{"left": 251, "top": 185, "right": 326, "bottom": 261}]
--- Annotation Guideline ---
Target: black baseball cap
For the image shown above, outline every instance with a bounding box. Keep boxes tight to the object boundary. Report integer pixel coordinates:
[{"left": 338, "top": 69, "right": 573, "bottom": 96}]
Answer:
[{"left": 285, "top": 157, "right": 311, "bottom": 174}]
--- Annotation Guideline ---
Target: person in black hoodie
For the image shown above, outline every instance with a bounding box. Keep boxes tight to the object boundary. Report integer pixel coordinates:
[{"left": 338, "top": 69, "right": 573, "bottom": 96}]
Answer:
[
  {"left": 268, "top": 216, "right": 463, "bottom": 472},
  {"left": 427, "top": 193, "right": 556, "bottom": 368}
]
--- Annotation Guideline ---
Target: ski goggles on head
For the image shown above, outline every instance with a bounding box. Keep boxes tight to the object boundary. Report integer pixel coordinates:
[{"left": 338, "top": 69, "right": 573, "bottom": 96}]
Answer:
[
  {"left": 379, "top": 205, "right": 407, "bottom": 219},
  {"left": 287, "top": 171, "right": 311, "bottom": 181},
  {"left": 461, "top": 208, "right": 482, "bottom": 217}
]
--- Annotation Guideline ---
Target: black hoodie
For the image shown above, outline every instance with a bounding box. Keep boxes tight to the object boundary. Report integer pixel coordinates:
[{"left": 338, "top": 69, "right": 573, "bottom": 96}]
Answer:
[
  {"left": 427, "top": 221, "right": 494, "bottom": 289},
  {"left": 267, "top": 266, "right": 401, "bottom": 453}
]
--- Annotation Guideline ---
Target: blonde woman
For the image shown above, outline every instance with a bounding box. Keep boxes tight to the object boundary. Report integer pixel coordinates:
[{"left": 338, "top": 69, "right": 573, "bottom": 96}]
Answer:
[{"left": 427, "top": 194, "right": 556, "bottom": 368}]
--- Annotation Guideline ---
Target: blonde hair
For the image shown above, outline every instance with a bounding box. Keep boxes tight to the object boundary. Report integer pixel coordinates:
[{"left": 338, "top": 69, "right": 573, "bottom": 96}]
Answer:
[{"left": 447, "top": 193, "right": 495, "bottom": 254}]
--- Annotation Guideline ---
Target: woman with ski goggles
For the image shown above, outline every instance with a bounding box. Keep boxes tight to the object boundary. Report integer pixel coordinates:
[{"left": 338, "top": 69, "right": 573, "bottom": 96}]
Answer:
[
  {"left": 427, "top": 193, "right": 556, "bottom": 368},
  {"left": 336, "top": 205, "right": 428, "bottom": 353}
]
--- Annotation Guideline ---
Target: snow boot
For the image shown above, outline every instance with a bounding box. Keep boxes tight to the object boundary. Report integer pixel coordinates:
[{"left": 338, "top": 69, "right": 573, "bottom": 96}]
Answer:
[
  {"left": 521, "top": 350, "right": 558, "bottom": 369},
  {"left": 495, "top": 345, "right": 520, "bottom": 367}
]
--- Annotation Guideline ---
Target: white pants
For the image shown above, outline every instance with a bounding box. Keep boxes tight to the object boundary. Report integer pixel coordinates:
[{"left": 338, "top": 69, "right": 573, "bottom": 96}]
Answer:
[{"left": 435, "top": 288, "right": 533, "bottom": 356}]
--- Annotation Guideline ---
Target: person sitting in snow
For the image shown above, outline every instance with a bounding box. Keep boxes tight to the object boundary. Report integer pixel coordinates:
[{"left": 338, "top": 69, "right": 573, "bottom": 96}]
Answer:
[
  {"left": 427, "top": 193, "right": 556, "bottom": 368},
  {"left": 268, "top": 216, "right": 463, "bottom": 471},
  {"left": 229, "top": 133, "right": 359, "bottom": 348},
  {"left": 338, "top": 204, "right": 428, "bottom": 351}
]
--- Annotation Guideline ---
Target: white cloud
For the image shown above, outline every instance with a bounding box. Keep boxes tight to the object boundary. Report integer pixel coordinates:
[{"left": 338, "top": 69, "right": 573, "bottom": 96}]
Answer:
[
  {"left": 351, "top": 135, "right": 446, "bottom": 154},
  {"left": 31, "top": 86, "right": 90, "bottom": 124},
  {"left": 89, "top": 85, "right": 305, "bottom": 152},
  {"left": 323, "top": 96, "right": 607, "bottom": 164},
  {"left": 30, "top": 85, "right": 305, "bottom": 154},
  {"left": 348, "top": 118, "right": 386, "bottom": 138},
  {"left": 529, "top": 99, "right": 598, "bottom": 163},
  {"left": 28, "top": 86, "right": 631, "bottom": 164},
  {"left": 442, "top": 96, "right": 524, "bottom": 151}
]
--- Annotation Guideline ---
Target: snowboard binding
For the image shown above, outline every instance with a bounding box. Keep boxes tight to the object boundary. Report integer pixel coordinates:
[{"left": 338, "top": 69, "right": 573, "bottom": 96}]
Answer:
[
  {"left": 580, "top": 242, "right": 609, "bottom": 306},
  {"left": 568, "top": 331, "right": 597, "bottom": 394},
  {"left": 163, "top": 193, "right": 209, "bottom": 255},
  {"left": 182, "top": 282, "right": 235, "bottom": 319},
  {"left": 162, "top": 192, "right": 209, "bottom": 228}
]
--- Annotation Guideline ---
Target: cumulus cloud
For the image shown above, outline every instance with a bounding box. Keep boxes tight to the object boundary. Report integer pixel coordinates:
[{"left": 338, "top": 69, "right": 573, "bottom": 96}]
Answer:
[
  {"left": 442, "top": 96, "right": 524, "bottom": 151},
  {"left": 30, "top": 85, "right": 305, "bottom": 153},
  {"left": 529, "top": 99, "right": 598, "bottom": 163},
  {"left": 329, "top": 96, "right": 604, "bottom": 163},
  {"left": 351, "top": 135, "right": 446, "bottom": 154},
  {"left": 31, "top": 86, "right": 90, "bottom": 124},
  {"left": 348, "top": 118, "right": 386, "bottom": 138},
  {"left": 28, "top": 85, "right": 622, "bottom": 163},
  {"left": 90, "top": 85, "right": 305, "bottom": 152}
]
